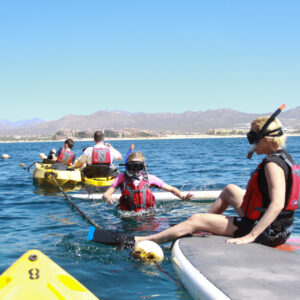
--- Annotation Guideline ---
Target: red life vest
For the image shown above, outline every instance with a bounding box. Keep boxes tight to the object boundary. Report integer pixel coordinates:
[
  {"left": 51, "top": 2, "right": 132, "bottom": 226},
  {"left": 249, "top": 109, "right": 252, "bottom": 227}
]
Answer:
[
  {"left": 242, "top": 153, "right": 300, "bottom": 220},
  {"left": 92, "top": 147, "right": 111, "bottom": 164},
  {"left": 119, "top": 175, "right": 155, "bottom": 212},
  {"left": 56, "top": 148, "right": 75, "bottom": 165}
]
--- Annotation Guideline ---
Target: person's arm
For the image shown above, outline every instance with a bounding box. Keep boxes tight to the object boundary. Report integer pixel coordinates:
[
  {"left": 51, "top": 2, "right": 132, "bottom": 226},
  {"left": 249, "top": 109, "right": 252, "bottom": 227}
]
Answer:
[
  {"left": 102, "top": 186, "right": 117, "bottom": 205},
  {"left": 75, "top": 159, "right": 84, "bottom": 168},
  {"left": 106, "top": 143, "right": 122, "bottom": 161},
  {"left": 74, "top": 149, "right": 89, "bottom": 168},
  {"left": 227, "top": 162, "right": 286, "bottom": 244},
  {"left": 161, "top": 183, "right": 193, "bottom": 200}
]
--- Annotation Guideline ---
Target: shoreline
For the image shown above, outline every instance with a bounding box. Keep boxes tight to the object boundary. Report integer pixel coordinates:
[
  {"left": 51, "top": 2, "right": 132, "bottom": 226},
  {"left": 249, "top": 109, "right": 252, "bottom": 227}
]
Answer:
[{"left": 0, "top": 133, "right": 299, "bottom": 143}]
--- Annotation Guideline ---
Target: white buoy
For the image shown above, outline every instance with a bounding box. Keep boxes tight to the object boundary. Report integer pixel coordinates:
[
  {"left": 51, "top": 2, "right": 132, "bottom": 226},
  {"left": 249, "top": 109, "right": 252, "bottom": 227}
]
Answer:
[
  {"left": 2, "top": 154, "right": 10, "bottom": 159},
  {"left": 131, "top": 241, "right": 164, "bottom": 263}
]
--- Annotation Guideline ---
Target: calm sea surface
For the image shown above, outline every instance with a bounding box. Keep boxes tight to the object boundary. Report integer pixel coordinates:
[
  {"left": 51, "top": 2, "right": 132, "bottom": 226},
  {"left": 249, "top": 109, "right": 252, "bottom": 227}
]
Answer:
[{"left": 1, "top": 137, "right": 300, "bottom": 299}]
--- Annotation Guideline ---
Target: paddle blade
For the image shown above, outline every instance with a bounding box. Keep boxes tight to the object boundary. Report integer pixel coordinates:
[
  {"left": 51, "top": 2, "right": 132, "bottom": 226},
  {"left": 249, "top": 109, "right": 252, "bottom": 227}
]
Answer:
[{"left": 87, "top": 227, "right": 135, "bottom": 247}]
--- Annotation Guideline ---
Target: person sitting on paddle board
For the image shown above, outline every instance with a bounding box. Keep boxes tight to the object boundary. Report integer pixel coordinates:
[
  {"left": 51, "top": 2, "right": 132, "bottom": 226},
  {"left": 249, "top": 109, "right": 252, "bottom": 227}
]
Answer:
[
  {"left": 39, "top": 138, "right": 76, "bottom": 166},
  {"left": 75, "top": 131, "right": 122, "bottom": 177},
  {"left": 89, "top": 105, "right": 299, "bottom": 248},
  {"left": 103, "top": 152, "right": 193, "bottom": 212}
]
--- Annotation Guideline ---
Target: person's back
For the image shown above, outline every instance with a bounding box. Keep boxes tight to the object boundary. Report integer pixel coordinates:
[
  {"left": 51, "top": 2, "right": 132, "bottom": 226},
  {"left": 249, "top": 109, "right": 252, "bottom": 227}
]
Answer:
[
  {"left": 75, "top": 131, "right": 122, "bottom": 177},
  {"left": 56, "top": 139, "right": 76, "bottom": 165},
  {"left": 40, "top": 139, "right": 76, "bottom": 166}
]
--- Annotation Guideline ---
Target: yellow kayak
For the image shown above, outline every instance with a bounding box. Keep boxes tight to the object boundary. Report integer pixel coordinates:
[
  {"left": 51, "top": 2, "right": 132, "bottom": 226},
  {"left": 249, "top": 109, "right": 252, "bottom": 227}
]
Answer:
[
  {"left": 33, "top": 162, "right": 82, "bottom": 186},
  {"left": 0, "top": 249, "right": 98, "bottom": 299},
  {"left": 82, "top": 176, "right": 115, "bottom": 187}
]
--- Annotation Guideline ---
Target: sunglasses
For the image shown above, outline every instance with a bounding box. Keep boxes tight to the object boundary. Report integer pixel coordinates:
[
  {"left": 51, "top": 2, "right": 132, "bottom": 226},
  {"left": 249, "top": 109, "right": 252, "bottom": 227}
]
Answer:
[{"left": 126, "top": 161, "right": 144, "bottom": 172}]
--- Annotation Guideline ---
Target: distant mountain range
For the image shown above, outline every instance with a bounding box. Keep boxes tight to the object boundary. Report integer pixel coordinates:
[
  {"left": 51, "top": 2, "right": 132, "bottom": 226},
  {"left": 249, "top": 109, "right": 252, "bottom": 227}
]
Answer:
[
  {"left": 1, "top": 107, "right": 300, "bottom": 136},
  {"left": 0, "top": 118, "right": 44, "bottom": 132}
]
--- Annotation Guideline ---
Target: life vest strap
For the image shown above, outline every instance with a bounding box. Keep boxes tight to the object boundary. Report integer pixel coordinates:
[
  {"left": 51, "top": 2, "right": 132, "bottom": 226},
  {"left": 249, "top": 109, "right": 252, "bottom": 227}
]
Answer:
[{"left": 254, "top": 206, "right": 294, "bottom": 216}]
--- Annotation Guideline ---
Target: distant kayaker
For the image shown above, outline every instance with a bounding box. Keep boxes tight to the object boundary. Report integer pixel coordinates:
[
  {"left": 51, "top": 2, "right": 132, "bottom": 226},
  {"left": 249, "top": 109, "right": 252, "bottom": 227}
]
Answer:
[
  {"left": 103, "top": 152, "right": 193, "bottom": 211},
  {"left": 130, "top": 109, "right": 299, "bottom": 247},
  {"left": 75, "top": 131, "right": 122, "bottom": 177},
  {"left": 40, "top": 138, "right": 76, "bottom": 166}
]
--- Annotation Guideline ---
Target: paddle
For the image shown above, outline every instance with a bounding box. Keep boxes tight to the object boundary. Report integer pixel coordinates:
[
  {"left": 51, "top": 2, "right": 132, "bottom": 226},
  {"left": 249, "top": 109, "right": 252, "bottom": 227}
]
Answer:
[{"left": 19, "top": 162, "right": 38, "bottom": 172}]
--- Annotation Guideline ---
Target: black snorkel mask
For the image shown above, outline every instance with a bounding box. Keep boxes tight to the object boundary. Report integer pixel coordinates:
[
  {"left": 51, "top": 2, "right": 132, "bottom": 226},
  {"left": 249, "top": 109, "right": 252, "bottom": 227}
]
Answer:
[
  {"left": 125, "top": 161, "right": 144, "bottom": 172},
  {"left": 120, "top": 161, "right": 145, "bottom": 180},
  {"left": 247, "top": 104, "right": 285, "bottom": 159}
]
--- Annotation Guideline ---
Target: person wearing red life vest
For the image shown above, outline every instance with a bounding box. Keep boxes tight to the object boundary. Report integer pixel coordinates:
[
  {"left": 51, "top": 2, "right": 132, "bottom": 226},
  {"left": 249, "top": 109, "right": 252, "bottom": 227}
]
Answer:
[
  {"left": 75, "top": 131, "right": 122, "bottom": 177},
  {"left": 39, "top": 138, "right": 76, "bottom": 166},
  {"left": 103, "top": 152, "right": 193, "bottom": 211},
  {"left": 133, "top": 106, "right": 299, "bottom": 247}
]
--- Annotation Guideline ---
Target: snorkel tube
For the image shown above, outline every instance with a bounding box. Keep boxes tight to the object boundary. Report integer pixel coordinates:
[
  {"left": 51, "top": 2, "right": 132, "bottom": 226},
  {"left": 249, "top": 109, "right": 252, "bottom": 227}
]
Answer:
[
  {"left": 125, "top": 143, "right": 135, "bottom": 170},
  {"left": 247, "top": 104, "right": 285, "bottom": 159}
]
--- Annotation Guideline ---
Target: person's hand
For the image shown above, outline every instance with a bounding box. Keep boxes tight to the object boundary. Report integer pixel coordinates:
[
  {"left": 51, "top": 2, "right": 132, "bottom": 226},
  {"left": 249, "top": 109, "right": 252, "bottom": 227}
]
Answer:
[
  {"left": 226, "top": 233, "right": 256, "bottom": 245},
  {"left": 103, "top": 195, "right": 114, "bottom": 205},
  {"left": 105, "top": 142, "right": 112, "bottom": 148},
  {"left": 181, "top": 192, "right": 193, "bottom": 200}
]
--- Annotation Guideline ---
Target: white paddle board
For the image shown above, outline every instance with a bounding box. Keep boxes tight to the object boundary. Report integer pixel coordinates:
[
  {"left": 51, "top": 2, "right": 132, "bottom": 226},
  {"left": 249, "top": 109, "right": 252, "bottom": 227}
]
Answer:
[
  {"left": 70, "top": 190, "right": 224, "bottom": 201},
  {"left": 172, "top": 235, "right": 300, "bottom": 300}
]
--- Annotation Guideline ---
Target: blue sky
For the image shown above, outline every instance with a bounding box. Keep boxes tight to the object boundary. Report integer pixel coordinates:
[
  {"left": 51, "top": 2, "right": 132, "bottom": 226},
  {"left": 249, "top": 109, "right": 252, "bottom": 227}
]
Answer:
[{"left": 0, "top": 1, "right": 299, "bottom": 121}]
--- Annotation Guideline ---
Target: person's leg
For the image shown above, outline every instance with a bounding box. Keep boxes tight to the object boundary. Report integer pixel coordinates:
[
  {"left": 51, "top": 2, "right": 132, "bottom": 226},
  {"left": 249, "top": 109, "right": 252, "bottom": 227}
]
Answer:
[
  {"left": 208, "top": 184, "right": 245, "bottom": 216},
  {"left": 135, "top": 213, "right": 237, "bottom": 244}
]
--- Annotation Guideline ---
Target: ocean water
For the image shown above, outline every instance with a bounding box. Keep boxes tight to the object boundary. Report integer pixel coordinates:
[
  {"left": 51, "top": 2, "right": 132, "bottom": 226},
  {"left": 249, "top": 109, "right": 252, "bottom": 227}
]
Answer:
[{"left": 0, "top": 137, "right": 299, "bottom": 299}]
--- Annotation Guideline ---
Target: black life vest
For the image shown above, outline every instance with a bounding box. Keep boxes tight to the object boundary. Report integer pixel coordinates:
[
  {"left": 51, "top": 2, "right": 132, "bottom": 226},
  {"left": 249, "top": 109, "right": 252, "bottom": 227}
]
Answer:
[{"left": 242, "top": 152, "right": 300, "bottom": 220}]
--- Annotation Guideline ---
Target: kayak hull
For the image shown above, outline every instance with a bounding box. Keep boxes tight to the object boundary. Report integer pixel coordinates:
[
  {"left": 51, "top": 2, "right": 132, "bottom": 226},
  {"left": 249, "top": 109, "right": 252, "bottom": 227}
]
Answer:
[
  {"left": 82, "top": 176, "right": 115, "bottom": 187},
  {"left": 0, "top": 249, "right": 98, "bottom": 299},
  {"left": 32, "top": 163, "right": 82, "bottom": 186}
]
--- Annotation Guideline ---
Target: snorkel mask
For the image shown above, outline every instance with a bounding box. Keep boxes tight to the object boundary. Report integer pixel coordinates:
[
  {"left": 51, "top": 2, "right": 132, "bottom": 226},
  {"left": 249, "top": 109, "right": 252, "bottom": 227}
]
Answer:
[
  {"left": 125, "top": 161, "right": 144, "bottom": 172},
  {"left": 247, "top": 104, "right": 285, "bottom": 159},
  {"left": 124, "top": 161, "right": 145, "bottom": 180}
]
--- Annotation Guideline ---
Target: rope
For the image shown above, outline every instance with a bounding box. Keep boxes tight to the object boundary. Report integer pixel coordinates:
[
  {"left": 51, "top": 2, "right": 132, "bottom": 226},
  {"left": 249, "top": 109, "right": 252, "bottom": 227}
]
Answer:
[
  {"left": 50, "top": 173, "right": 186, "bottom": 292},
  {"left": 154, "top": 262, "right": 187, "bottom": 291},
  {"left": 49, "top": 173, "right": 102, "bottom": 229}
]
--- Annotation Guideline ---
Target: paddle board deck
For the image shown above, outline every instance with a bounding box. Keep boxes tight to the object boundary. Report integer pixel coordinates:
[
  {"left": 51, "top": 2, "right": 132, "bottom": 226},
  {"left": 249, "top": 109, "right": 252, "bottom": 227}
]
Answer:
[
  {"left": 172, "top": 235, "right": 300, "bottom": 300},
  {"left": 70, "top": 190, "right": 224, "bottom": 201}
]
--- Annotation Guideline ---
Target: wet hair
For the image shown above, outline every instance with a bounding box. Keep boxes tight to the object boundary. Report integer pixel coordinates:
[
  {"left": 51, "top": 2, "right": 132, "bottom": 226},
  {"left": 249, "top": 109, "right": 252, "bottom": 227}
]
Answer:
[
  {"left": 94, "top": 131, "right": 105, "bottom": 143},
  {"left": 65, "top": 138, "right": 74, "bottom": 149},
  {"left": 251, "top": 116, "right": 286, "bottom": 147}
]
